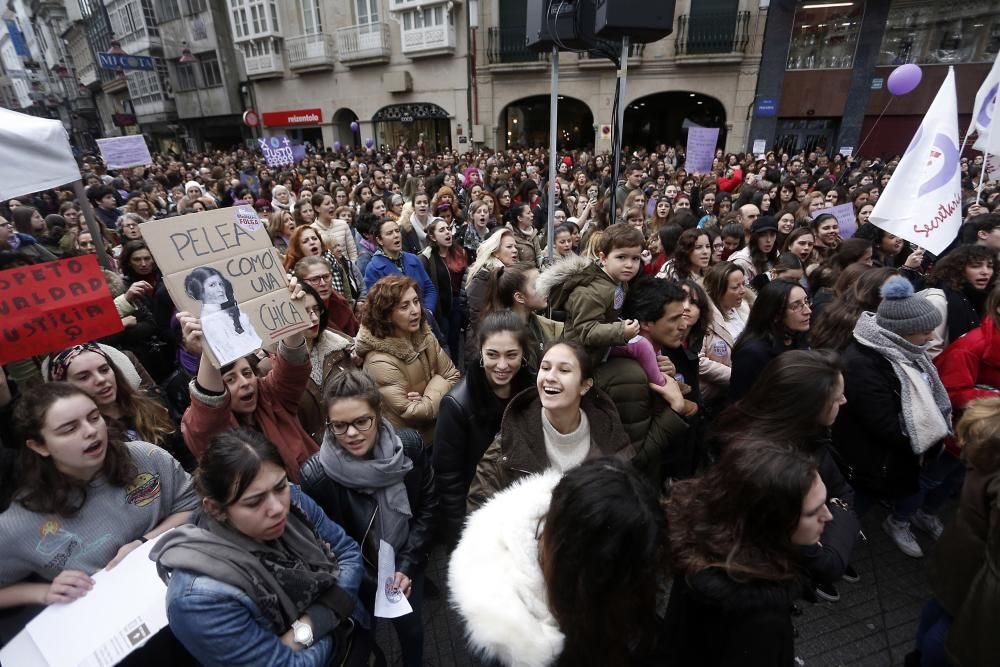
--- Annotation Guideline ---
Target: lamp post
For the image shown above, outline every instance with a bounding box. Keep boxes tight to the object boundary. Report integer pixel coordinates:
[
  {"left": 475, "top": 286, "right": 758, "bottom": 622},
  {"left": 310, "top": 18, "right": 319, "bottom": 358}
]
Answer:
[{"left": 179, "top": 42, "right": 206, "bottom": 151}]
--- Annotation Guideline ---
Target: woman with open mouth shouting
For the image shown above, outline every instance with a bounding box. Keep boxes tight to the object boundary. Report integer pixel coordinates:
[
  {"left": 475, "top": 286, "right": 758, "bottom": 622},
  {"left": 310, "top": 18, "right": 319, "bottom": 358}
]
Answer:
[
  {"left": 0, "top": 382, "right": 196, "bottom": 650},
  {"left": 178, "top": 273, "right": 319, "bottom": 482},
  {"left": 466, "top": 340, "right": 634, "bottom": 511}
]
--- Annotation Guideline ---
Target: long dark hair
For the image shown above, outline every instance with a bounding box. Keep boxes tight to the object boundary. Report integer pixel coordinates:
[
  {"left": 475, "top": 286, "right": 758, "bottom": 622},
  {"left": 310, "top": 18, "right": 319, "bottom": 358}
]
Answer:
[
  {"left": 119, "top": 239, "right": 160, "bottom": 285},
  {"left": 14, "top": 383, "right": 136, "bottom": 516},
  {"left": 184, "top": 266, "right": 244, "bottom": 334},
  {"left": 672, "top": 228, "right": 709, "bottom": 279},
  {"left": 748, "top": 226, "right": 779, "bottom": 276},
  {"left": 681, "top": 278, "right": 710, "bottom": 351},
  {"left": 733, "top": 279, "right": 807, "bottom": 356},
  {"left": 666, "top": 440, "right": 817, "bottom": 581},
  {"left": 712, "top": 350, "right": 843, "bottom": 453},
  {"left": 195, "top": 428, "right": 286, "bottom": 507},
  {"left": 467, "top": 310, "right": 535, "bottom": 413},
  {"left": 810, "top": 266, "right": 896, "bottom": 351},
  {"left": 926, "top": 244, "right": 996, "bottom": 292},
  {"left": 540, "top": 459, "right": 665, "bottom": 664}
]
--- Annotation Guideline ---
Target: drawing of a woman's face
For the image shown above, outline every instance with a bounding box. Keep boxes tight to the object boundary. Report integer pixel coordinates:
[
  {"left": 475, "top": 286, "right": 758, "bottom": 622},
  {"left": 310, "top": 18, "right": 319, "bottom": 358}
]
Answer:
[{"left": 202, "top": 274, "right": 227, "bottom": 305}]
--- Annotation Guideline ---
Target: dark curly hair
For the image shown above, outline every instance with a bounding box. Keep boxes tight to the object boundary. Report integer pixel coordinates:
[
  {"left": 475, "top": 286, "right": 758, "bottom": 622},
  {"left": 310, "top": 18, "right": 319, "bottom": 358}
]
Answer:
[
  {"left": 810, "top": 265, "right": 897, "bottom": 351},
  {"left": 926, "top": 244, "right": 996, "bottom": 292},
  {"left": 361, "top": 274, "right": 422, "bottom": 338},
  {"left": 672, "top": 228, "right": 710, "bottom": 280}
]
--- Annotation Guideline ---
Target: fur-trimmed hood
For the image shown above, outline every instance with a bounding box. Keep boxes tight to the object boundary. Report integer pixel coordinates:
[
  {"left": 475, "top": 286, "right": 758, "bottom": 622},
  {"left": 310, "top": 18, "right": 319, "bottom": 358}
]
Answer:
[
  {"left": 449, "top": 470, "right": 564, "bottom": 667},
  {"left": 535, "top": 254, "right": 594, "bottom": 308}
]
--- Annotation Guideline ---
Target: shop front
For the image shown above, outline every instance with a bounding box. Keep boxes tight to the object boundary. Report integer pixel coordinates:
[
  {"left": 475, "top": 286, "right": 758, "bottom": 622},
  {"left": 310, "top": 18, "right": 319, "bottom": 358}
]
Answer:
[
  {"left": 261, "top": 107, "right": 325, "bottom": 148},
  {"left": 373, "top": 103, "right": 451, "bottom": 153}
]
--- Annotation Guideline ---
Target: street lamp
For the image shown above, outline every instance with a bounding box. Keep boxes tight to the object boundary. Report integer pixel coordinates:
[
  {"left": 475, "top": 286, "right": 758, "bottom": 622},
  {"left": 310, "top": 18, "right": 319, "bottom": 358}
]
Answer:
[{"left": 108, "top": 39, "right": 127, "bottom": 56}]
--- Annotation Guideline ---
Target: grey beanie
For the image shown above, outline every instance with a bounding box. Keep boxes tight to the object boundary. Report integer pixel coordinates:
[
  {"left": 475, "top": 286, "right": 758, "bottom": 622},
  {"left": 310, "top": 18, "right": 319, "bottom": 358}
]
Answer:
[{"left": 876, "top": 276, "right": 942, "bottom": 336}]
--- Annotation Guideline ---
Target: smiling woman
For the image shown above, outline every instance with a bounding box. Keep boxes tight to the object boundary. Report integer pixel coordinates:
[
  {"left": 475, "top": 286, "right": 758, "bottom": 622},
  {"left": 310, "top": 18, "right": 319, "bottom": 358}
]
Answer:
[{"left": 466, "top": 340, "right": 634, "bottom": 511}]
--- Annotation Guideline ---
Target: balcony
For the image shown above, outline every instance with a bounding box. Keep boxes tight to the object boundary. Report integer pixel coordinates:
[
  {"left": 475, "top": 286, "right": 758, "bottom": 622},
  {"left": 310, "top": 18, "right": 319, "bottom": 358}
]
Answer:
[
  {"left": 337, "top": 22, "right": 391, "bottom": 65},
  {"left": 485, "top": 27, "right": 549, "bottom": 72},
  {"left": 577, "top": 42, "right": 644, "bottom": 68},
  {"left": 401, "top": 23, "right": 457, "bottom": 57},
  {"left": 675, "top": 11, "right": 751, "bottom": 63},
  {"left": 287, "top": 33, "right": 336, "bottom": 71},
  {"left": 243, "top": 52, "right": 285, "bottom": 79}
]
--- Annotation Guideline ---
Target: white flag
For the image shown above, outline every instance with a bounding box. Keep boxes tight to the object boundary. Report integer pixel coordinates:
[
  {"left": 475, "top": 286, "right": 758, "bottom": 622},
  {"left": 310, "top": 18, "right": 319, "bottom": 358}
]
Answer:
[
  {"left": 870, "top": 67, "right": 962, "bottom": 256},
  {"left": 970, "top": 51, "right": 1000, "bottom": 155}
]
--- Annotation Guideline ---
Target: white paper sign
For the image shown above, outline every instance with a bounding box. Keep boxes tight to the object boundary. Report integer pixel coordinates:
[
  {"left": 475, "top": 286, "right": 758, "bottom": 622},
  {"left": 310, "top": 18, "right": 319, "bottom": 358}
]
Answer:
[
  {"left": 838, "top": 146, "right": 854, "bottom": 158},
  {"left": 752, "top": 139, "right": 766, "bottom": 157},
  {"left": 374, "top": 540, "right": 412, "bottom": 619},
  {"left": 96, "top": 135, "right": 152, "bottom": 170},
  {"left": 814, "top": 202, "right": 859, "bottom": 238},
  {"left": 685, "top": 127, "right": 720, "bottom": 175},
  {"left": 2, "top": 532, "right": 173, "bottom": 667}
]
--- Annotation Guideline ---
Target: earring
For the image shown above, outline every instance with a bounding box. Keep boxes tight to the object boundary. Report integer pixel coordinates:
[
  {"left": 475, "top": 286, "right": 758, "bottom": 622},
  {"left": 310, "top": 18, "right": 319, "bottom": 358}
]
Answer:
[{"left": 479, "top": 356, "right": 485, "bottom": 368}]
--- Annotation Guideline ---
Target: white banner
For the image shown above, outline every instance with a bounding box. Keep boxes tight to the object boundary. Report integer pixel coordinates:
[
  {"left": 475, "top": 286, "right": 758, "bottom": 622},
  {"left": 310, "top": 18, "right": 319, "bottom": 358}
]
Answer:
[
  {"left": 969, "top": 51, "right": 1000, "bottom": 155},
  {"left": 869, "top": 67, "right": 962, "bottom": 256}
]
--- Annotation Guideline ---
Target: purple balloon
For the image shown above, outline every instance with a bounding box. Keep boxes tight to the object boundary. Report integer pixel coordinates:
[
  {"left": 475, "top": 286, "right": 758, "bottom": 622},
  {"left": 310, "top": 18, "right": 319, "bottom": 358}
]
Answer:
[
  {"left": 365, "top": 137, "right": 374, "bottom": 149},
  {"left": 350, "top": 121, "right": 359, "bottom": 133},
  {"left": 333, "top": 141, "right": 342, "bottom": 151},
  {"left": 887, "top": 64, "right": 922, "bottom": 96}
]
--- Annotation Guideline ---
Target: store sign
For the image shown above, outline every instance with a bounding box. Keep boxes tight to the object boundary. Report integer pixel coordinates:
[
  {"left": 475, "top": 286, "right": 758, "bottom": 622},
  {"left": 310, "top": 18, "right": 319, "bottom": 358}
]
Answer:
[
  {"left": 261, "top": 108, "right": 323, "bottom": 127},
  {"left": 97, "top": 53, "right": 154, "bottom": 71},
  {"left": 755, "top": 97, "right": 778, "bottom": 117},
  {"left": 871, "top": 78, "right": 884, "bottom": 90},
  {"left": 399, "top": 114, "right": 415, "bottom": 125}
]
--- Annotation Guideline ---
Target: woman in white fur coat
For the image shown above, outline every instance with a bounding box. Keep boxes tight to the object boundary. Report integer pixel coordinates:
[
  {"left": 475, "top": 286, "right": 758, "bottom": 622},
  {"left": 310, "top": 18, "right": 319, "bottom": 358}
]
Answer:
[{"left": 449, "top": 459, "right": 665, "bottom": 667}]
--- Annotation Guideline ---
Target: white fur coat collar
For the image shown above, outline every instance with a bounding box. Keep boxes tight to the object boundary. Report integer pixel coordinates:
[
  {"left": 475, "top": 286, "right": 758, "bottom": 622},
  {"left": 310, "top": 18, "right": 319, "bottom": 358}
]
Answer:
[{"left": 448, "top": 470, "right": 564, "bottom": 667}]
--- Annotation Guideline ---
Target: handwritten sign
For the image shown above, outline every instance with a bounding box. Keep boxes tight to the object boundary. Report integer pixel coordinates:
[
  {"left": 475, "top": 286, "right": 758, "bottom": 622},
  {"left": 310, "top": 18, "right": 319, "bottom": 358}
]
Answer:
[
  {"left": 685, "top": 127, "right": 720, "bottom": 175},
  {"left": 96, "top": 135, "right": 152, "bottom": 169},
  {"left": 141, "top": 206, "right": 310, "bottom": 367},
  {"left": 838, "top": 146, "right": 854, "bottom": 158},
  {"left": 258, "top": 135, "right": 295, "bottom": 167},
  {"left": 815, "top": 202, "right": 859, "bottom": 239},
  {"left": 0, "top": 256, "right": 123, "bottom": 365},
  {"left": 752, "top": 139, "right": 766, "bottom": 157}
]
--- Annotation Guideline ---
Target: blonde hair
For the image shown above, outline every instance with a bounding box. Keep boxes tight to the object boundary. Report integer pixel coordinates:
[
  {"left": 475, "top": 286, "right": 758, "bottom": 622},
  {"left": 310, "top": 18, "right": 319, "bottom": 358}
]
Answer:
[
  {"left": 465, "top": 227, "right": 514, "bottom": 287},
  {"left": 959, "top": 396, "right": 1000, "bottom": 472},
  {"left": 583, "top": 230, "right": 604, "bottom": 261}
]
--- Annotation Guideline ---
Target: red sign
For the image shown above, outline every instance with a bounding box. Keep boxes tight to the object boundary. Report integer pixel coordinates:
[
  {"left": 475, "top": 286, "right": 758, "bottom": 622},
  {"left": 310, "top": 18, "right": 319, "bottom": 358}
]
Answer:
[
  {"left": 262, "top": 108, "right": 323, "bottom": 127},
  {"left": 0, "top": 255, "right": 123, "bottom": 364},
  {"left": 242, "top": 110, "right": 259, "bottom": 128}
]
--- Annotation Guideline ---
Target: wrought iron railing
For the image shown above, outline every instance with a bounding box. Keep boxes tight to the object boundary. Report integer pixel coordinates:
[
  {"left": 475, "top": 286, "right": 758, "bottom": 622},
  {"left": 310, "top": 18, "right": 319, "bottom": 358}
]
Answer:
[{"left": 676, "top": 10, "right": 751, "bottom": 55}]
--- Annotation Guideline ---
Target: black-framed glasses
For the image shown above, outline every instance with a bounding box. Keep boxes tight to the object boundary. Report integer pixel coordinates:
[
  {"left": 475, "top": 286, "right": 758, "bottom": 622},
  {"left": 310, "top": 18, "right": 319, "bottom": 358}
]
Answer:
[{"left": 326, "top": 416, "right": 375, "bottom": 435}]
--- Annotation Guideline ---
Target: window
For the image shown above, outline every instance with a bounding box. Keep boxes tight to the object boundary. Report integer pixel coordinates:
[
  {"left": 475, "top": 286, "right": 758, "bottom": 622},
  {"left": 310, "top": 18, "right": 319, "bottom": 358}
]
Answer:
[
  {"left": 357, "top": 0, "right": 379, "bottom": 26},
  {"left": 231, "top": 6, "right": 249, "bottom": 37},
  {"left": 175, "top": 61, "right": 197, "bottom": 90},
  {"left": 879, "top": 0, "right": 1000, "bottom": 65},
  {"left": 157, "top": 0, "right": 181, "bottom": 21},
  {"left": 786, "top": 2, "right": 863, "bottom": 69},
  {"left": 199, "top": 51, "right": 223, "bottom": 86},
  {"left": 186, "top": 0, "right": 208, "bottom": 14},
  {"left": 301, "top": 0, "right": 322, "bottom": 34}
]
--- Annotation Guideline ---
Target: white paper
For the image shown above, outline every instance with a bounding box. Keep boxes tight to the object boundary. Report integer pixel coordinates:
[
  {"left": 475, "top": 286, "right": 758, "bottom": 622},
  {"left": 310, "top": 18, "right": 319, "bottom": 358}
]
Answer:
[
  {"left": 752, "top": 139, "right": 766, "bottom": 156},
  {"left": 838, "top": 146, "right": 854, "bottom": 158},
  {"left": 20, "top": 531, "right": 172, "bottom": 667},
  {"left": 96, "top": 135, "right": 152, "bottom": 170},
  {"left": 0, "top": 107, "right": 80, "bottom": 200},
  {"left": 373, "top": 540, "right": 412, "bottom": 619},
  {"left": 685, "top": 127, "right": 720, "bottom": 174}
]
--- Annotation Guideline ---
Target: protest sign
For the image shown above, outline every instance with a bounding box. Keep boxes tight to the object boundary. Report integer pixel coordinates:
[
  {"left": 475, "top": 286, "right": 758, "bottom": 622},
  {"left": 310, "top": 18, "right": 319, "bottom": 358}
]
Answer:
[
  {"left": 258, "top": 135, "right": 295, "bottom": 167},
  {"left": 140, "top": 206, "right": 310, "bottom": 367},
  {"left": 1, "top": 532, "right": 172, "bottom": 667},
  {"left": 752, "top": 139, "right": 766, "bottom": 157},
  {"left": 96, "top": 135, "right": 152, "bottom": 169},
  {"left": 0, "top": 256, "right": 122, "bottom": 365},
  {"left": 685, "top": 127, "right": 720, "bottom": 174},
  {"left": 814, "top": 202, "right": 859, "bottom": 239},
  {"left": 838, "top": 146, "right": 854, "bottom": 158}
]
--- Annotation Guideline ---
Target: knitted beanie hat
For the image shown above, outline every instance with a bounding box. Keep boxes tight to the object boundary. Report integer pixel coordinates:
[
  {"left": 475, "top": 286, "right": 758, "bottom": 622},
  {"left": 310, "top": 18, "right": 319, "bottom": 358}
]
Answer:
[{"left": 876, "top": 276, "right": 942, "bottom": 336}]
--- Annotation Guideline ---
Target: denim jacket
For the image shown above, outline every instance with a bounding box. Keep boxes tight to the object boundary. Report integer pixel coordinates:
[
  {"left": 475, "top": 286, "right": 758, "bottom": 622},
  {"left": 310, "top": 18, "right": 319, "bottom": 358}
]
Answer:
[{"left": 164, "top": 486, "right": 365, "bottom": 667}]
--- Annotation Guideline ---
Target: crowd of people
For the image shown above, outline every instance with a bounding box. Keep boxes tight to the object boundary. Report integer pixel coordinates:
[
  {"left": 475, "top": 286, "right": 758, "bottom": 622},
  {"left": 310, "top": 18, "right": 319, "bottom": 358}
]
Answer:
[{"left": 0, "top": 138, "right": 999, "bottom": 666}]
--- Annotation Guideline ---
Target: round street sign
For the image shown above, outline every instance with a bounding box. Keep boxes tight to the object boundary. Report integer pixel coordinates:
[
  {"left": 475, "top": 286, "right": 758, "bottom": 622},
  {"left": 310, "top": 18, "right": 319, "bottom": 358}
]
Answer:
[{"left": 243, "top": 110, "right": 259, "bottom": 128}]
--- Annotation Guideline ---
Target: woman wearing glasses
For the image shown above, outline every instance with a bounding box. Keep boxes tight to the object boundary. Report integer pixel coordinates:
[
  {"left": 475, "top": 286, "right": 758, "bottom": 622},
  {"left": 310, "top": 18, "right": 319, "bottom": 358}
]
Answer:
[
  {"left": 300, "top": 368, "right": 437, "bottom": 667},
  {"left": 728, "top": 280, "right": 812, "bottom": 402}
]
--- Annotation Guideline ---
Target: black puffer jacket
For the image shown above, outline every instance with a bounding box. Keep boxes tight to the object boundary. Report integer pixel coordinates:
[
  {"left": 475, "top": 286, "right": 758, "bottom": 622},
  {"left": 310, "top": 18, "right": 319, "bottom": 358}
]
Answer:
[
  {"left": 432, "top": 365, "right": 535, "bottom": 548},
  {"left": 300, "top": 427, "right": 438, "bottom": 604}
]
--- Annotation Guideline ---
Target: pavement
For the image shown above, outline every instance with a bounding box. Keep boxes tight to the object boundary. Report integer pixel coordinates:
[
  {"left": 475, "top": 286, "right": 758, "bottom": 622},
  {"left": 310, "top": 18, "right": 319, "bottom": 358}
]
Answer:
[{"left": 376, "top": 503, "right": 941, "bottom": 666}]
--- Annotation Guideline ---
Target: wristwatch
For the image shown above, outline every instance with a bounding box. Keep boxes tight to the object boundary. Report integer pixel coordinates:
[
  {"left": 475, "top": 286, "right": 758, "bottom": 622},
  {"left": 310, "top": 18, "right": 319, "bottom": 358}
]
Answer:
[{"left": 292, "top": 620, "right": 314, "bottom": 647}]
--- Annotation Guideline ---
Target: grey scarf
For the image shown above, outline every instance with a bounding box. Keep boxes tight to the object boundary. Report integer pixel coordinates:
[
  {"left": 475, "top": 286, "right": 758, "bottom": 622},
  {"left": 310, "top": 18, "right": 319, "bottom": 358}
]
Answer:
[
  {"left": 319, "top": 419, "right": 413, "bottom": 552},
  {"left": 853, "top": 312, "right": 952, "bottom": 454},
  {"left": 152, "top": 505, "right": 346, "bottom": 633}
]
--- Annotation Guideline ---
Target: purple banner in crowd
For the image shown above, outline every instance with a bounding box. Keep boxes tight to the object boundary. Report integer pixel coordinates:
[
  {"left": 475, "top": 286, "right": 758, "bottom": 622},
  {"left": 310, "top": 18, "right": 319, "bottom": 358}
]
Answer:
[{"left": 685, "top": 127, "right": 720, "bottom": 175}]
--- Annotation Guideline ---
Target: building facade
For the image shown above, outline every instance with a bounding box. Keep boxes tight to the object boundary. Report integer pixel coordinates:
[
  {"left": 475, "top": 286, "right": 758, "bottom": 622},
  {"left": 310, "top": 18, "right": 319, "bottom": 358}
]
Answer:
[
  {"left": 477, "top": 0, "right": 767, "bottom": 153},
  {"left": 228, "top": 0, "right": 472, "bottom": 153},
  {"left": 749, "top": 0, "right": 1000, "bottom": 157}
]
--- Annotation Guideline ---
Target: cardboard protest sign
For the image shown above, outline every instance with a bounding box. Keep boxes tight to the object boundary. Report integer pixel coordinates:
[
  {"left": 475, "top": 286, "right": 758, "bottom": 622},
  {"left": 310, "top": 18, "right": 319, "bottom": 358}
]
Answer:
[
  {"left": 96, "top": 135, "right": 152, "bottom": 169},
  {"left": 815, "top": 202, "right": 859, "bottom": 239},
  {"left": 141, "top": 206, "right": 310, "bottom": 367},
  {"left": 0, "top": 255, "right": 123, "bottom": 365},
  {"left": 258, "top": 135, "right": 295, "bottom": 167},
  {"left": 685, "top": 127, "right": 720, "bottom": 174}
]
